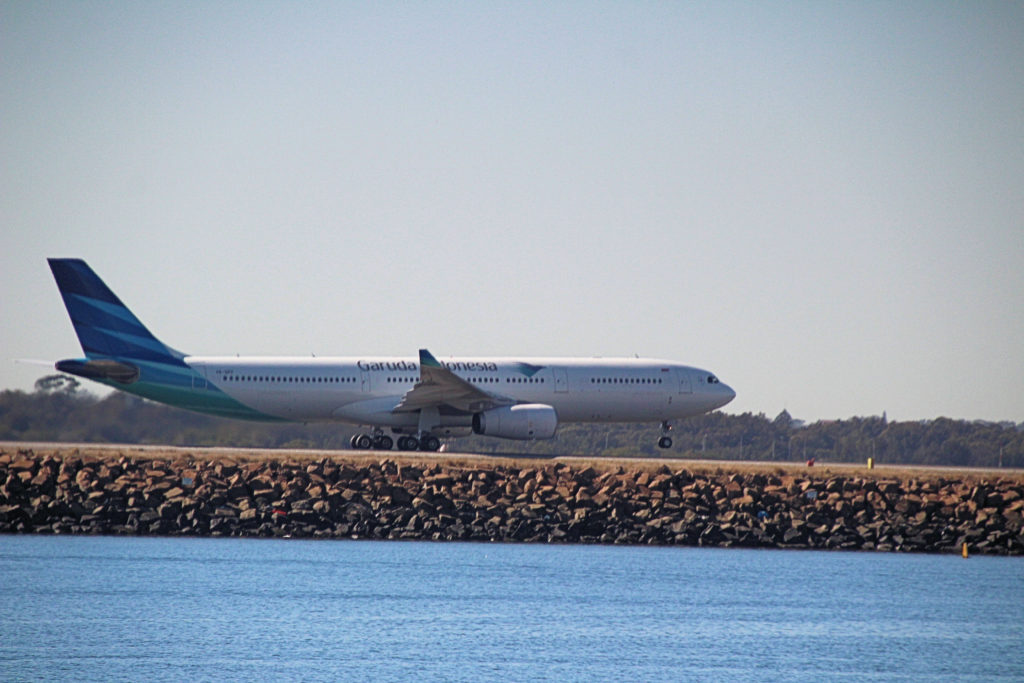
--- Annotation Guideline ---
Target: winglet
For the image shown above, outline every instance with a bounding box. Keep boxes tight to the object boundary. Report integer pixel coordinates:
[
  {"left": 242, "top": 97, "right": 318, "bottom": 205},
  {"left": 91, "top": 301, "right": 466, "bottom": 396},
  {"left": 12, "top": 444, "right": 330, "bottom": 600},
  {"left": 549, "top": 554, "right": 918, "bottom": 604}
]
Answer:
[
  {"left": 395, "top": 349, "right": 512, "bottom": 414},
  {"left": 419, "top": 348, "right": 441, "bottom": 368}
]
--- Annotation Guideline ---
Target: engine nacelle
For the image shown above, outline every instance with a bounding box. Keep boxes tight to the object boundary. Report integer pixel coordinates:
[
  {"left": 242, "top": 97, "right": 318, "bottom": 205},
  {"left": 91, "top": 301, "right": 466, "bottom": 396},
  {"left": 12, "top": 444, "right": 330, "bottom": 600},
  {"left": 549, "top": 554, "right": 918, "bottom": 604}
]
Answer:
[{"left": 472, "top": 404, "right": 558, "bottom": 440}]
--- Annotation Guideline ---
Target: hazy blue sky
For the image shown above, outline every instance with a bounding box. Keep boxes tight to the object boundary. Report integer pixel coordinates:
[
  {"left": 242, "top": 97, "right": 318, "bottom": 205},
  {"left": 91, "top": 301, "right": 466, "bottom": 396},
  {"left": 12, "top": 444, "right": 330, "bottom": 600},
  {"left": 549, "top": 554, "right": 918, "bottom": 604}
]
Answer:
[{"left": 2, "top": 2, "right": 1022, "bottom": 423}]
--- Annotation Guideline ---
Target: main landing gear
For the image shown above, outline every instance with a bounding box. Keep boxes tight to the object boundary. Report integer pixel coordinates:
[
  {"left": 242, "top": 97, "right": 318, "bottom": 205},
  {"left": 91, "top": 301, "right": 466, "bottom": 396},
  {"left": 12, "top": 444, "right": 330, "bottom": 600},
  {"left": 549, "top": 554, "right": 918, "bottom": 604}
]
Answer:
[
  {"left": 350, "top": 430, "right": 392, "bottom": 451},
  {"left": 657, "top": 421, "right": 673, "bottom": 450},
  {"left": 395, "top": 434, "right": 441, "bottom": 452},
  {"left": 351, "top": 431, "right": 440, "bottom": 452}
]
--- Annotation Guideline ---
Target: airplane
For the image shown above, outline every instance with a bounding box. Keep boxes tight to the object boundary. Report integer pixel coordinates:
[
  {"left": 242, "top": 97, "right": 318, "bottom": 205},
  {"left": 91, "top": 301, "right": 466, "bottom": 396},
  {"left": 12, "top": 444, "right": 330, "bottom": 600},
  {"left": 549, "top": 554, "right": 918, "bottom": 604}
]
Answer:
[{"left": 46, "top": 258, "right": 735, "bottom": 452}]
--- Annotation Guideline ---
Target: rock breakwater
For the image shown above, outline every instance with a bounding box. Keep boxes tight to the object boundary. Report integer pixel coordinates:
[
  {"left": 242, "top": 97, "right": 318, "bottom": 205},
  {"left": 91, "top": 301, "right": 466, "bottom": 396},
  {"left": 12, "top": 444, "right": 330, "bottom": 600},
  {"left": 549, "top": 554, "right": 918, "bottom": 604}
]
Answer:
[{"left": 2, "top": 448, "right": 1022, "bottom": 555}]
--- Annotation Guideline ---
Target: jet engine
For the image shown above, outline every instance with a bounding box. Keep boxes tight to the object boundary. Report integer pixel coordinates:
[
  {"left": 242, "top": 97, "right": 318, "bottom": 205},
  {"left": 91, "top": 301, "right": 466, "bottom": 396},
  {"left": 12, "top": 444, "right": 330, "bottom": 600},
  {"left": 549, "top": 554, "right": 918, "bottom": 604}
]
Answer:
[{"left": 472, "top": 404, "right": 558, "bottom": 440}]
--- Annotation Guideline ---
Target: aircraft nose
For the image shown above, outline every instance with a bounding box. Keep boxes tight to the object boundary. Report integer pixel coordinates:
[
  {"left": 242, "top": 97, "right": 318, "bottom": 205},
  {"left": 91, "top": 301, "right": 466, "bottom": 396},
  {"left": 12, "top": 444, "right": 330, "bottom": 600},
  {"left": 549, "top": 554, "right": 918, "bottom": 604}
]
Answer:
[{"left": 718, "top": 383, "right": 736, "bottom": 408}]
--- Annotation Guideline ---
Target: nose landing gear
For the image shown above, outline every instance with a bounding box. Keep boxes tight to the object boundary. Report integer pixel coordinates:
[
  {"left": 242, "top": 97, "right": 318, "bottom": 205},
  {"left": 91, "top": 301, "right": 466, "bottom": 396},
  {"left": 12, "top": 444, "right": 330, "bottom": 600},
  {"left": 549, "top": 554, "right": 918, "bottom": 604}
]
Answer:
[{"left": 657, "top": 421, "right": 673, "bottom": 449}]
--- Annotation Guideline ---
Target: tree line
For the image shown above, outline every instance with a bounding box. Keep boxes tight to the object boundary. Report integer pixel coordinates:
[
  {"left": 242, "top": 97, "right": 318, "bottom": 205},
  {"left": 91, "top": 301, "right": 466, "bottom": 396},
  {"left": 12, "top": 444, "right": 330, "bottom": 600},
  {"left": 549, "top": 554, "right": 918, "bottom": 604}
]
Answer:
[{"left": 2, "top": 376, "right": 1022, "bottom": 468}]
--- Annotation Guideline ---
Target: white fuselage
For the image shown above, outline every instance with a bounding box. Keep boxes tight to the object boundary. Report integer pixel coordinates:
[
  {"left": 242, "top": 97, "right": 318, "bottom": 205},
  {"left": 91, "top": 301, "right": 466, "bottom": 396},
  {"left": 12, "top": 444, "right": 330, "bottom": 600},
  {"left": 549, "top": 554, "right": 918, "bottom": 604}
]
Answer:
[
  {"left": 46, "top": 259, "right": 735, "bottom": 448},
  {"left": 186, "top": 355, "right": 735, "bottom": 432}
]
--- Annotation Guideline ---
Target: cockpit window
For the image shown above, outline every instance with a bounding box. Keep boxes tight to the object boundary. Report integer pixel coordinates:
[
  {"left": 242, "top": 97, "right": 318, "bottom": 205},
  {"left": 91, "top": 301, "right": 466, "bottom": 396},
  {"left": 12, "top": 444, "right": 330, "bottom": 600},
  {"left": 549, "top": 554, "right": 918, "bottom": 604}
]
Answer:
[{"left": 707, "top": 375, "right": 719, "bottom": 384}]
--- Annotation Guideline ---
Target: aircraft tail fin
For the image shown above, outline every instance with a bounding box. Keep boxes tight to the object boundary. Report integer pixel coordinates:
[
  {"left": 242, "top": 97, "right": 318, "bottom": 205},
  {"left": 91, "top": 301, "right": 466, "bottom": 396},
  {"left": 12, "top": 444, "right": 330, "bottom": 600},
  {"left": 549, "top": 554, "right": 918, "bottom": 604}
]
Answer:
[
  {"left": 46, "top": 258, "right": 278, "bottom": 420},
  {"left": 47, "top": 258, "right": 185, "bottom": 364}
]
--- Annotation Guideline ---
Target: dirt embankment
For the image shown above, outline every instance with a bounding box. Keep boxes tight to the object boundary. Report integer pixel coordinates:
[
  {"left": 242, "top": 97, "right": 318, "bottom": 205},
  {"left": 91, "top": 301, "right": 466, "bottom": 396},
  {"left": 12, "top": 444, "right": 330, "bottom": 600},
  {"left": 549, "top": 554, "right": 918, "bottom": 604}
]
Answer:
[{"left": 2, "top": 445, "right": 1022, "bottom": 555}]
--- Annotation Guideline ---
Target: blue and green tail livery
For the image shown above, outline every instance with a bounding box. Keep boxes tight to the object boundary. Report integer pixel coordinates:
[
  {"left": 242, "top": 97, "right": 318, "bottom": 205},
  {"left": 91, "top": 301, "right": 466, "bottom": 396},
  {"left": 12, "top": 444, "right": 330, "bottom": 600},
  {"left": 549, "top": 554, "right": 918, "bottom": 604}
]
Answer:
[
  {"left": 48, "top": 258, "right": 185, "bottom": 365},
  {"left": 48, "top": 258, "right": 274, "bottom": 420}
]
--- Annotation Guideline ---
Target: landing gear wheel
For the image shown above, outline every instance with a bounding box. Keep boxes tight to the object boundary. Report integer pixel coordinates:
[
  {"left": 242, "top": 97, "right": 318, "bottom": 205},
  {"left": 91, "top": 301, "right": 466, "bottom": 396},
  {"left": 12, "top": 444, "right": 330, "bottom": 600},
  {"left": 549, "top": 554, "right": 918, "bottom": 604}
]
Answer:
[
  {"left": 350, "top": 435, "right": 359, "bottom": 449},
  {"left": 420, "top": 435, "right": 441, "bottom": 452},
  {"left": 374, "top": 435, "right": 393, "bottom": 450},
  {"left": 398, "top": 436, "right": 419, "bottom": 451},
  {"left": 658, "top": 436, "right": 673, "bottom": 449},
  {"left": 354, "top": 433, "right": 373, "bottom": 450}
]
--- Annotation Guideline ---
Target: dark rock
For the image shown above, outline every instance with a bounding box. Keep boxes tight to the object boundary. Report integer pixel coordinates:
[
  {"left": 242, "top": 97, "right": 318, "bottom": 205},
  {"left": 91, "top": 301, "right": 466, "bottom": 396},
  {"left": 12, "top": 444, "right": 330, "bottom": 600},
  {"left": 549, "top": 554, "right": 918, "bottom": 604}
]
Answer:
[{"left": 2, "top": 448, "right": 1022, "bottom": 554}]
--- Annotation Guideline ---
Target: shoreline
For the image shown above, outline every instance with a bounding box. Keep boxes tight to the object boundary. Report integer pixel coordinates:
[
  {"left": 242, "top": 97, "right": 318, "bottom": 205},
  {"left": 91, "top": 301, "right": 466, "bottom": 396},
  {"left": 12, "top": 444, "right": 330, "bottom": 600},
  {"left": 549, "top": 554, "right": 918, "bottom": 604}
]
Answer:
[
  {"left": 6, "top": 441, "right": 1021, "bottom": 477},
  {"left": 2, "top": 444, "right": 1022, "bottom": 555}
]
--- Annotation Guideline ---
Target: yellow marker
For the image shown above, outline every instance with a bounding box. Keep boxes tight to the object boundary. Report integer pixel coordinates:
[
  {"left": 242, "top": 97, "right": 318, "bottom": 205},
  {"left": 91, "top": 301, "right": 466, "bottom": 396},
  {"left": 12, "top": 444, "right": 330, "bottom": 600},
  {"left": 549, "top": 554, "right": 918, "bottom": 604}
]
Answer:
[
  {"left": 867, "top": 457, "right": 874, "bottom": 470},
  {"left": 962, "top": 542, "right": 969, "bottom": 559}
]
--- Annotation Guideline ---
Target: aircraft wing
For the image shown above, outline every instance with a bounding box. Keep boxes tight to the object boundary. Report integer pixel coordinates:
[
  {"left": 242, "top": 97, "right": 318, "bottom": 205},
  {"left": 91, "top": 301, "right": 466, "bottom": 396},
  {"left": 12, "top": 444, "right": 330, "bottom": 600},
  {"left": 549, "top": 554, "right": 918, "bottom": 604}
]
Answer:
[{"left": 393, "top": 349, "right": 513, "bottom": 414}]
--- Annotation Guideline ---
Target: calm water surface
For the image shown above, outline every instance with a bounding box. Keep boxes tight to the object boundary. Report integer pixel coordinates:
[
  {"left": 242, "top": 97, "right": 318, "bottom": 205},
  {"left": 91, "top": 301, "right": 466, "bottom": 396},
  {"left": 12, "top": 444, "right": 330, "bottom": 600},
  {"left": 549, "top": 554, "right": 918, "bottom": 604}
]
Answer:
[{"left": 1, "top": 536, "right": 1022, "bottom": 682}]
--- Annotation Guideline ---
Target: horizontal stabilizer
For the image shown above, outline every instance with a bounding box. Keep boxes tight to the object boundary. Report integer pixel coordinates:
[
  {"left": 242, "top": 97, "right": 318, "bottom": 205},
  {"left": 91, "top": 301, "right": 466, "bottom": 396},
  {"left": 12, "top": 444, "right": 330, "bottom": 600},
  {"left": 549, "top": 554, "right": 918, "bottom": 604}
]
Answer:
[{"left": 55, "top": 358, "right": 140, "bottom": 384}]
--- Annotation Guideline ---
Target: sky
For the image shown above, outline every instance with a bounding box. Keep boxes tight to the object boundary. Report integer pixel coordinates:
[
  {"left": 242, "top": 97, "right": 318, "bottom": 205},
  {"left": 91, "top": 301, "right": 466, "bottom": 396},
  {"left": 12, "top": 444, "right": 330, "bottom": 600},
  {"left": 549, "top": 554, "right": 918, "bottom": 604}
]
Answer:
[{"left": 2, "top": 2, "right": 1022, "bottom": 424}]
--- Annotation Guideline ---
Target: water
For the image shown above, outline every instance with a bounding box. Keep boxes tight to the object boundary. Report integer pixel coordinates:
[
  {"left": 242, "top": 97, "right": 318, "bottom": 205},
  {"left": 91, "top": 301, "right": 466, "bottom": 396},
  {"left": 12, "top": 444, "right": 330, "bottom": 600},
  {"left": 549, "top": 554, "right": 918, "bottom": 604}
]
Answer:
[{"left": 1, "top": 537, "right": 1022, "bottom": 682}]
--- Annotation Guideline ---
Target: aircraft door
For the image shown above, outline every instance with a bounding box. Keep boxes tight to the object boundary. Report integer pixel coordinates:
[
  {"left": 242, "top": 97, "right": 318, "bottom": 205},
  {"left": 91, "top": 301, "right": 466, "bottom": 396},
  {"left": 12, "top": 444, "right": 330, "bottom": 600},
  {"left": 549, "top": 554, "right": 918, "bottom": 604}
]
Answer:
[
  {"left": 554, "top": 368, "right": 569, "bottom": 393},
  {"left": 677, "top": 368, "right": 692, "bottom": 394},
  {"left": 360, "top": 369, "right": 371, "bottom": 393}
]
